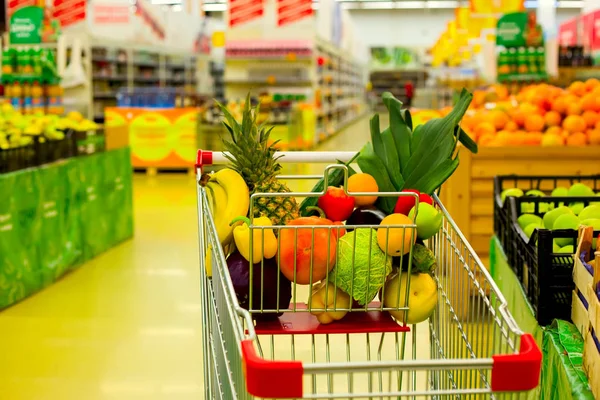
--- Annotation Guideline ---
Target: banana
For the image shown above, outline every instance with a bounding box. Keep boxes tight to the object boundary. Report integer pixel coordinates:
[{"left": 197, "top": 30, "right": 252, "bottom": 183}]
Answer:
[{"left": 201, "top": 168, "right": 250, "bottom": 247}]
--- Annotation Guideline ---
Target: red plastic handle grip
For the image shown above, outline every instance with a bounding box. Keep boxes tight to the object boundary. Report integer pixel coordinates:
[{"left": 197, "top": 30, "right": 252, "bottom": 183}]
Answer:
[
  {"left": 196, "top": 150, "right": 213, "bottom": 168},
  {"left": 491, "top": 333, "right": 542, "bottom": 392},
  {"left": 241, "top": 339, "right": 303, "bottom": 398}
]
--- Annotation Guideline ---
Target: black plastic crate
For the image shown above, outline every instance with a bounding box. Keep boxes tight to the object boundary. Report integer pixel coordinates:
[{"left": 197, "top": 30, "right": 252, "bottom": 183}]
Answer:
[
  {"left": 493, "top": 175, "right": 600, "bottom": 251},
  {"left": 505, "top": 195, "right": 600, "bottom": 326},
  {"left": 0, "top": 145, "right": 37, "bottom": 173},
  {"left": 68, "top": 128, "right": 106, "bottom": 156},
  {"left": 34, "top": 136, "right": 77, "bottom": 165}
]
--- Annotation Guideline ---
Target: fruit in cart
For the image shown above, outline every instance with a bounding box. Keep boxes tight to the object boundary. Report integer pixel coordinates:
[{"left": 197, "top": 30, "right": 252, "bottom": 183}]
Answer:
[
  {"left": 543, "top": 206, "right": 573, "bottom": 230},
  {"left": 200, "top": 169, "right": 250, "bottom": 246},
  {"left": 318, "top": 186, "right": 355, "bottom": 222},
  {"left": 303, "top": 206, "right": 346, "bottom": 238},
  {"left": 393, "top": 190, "right": 433, "bottom": 216},
  {"left": 227, "top": 251, "right": 292, "bottom": 320},
  {"left": 553, "top": 214, "right": 581, "bottom": 247},
  {"left": 308, "top": 281, "right": 351, "bottom": 324},
  {"left": 568, "top": 183, "right": 595, "bottom": 197},
  {"left": 278, "top": 216, "right": 338, "bottom": 285},
  {"left": 521, "top": 190, "right": 552, "bottom": 213},
  {"left": 346, "top": 207, "right": 386, "bottom": 230},
  {"left": 410, "top": 244, "right": 436, "bottom": 274},
  {"left": 517, "top": 214, "right": 543, "bottom": 231},
  {"left": 217, "top": 94, "right": 300, "bottom": 226},
  {"left": 231, "top": 216, "right": 277, "bottom": 264},
  {"left": 299, "top": 154, "right": 359, "bottom": 216},
  {"left": 377, "top": 214, "right": 416, "bottom": 256},
  {"left": 408, "top": 203, "right": 443, "bottom": 241},
  {"left": 569, "top": 203, "right": 585, "bottom": 215},
  {"left": 328, "top": 228, "right": 392, "bottom": 306},
  {"left": 347, "top": 173, "right": 379, "bottom": 207},
  {"left": 382, "top": 272, "right": 438, "bottom": 325}
]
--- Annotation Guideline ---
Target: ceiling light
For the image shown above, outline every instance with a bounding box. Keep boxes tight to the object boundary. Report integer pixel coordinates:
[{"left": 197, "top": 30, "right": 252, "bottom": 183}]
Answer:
[
  {"left": 203, "top": 2, "right": 227, "bottom": 11},
  {"left": 426, "top": 0, "right": 458, "bottom": 7}
]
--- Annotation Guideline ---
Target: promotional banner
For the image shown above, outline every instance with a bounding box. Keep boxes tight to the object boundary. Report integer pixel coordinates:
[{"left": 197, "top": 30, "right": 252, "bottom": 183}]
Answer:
[
  {"left": 52, "top": 0, "right": 86, "bottom": 29},
  {"left": 496, "top": 11, "right": 547, "bottom": 82},
  {"left": 86, "top": 0, "right": 134, "bottom": 42},
  {"left": 582, "top": 10, "right": 600, "bottom": 52},
  {"left": 370, "top": 47, "right": 421, "bottom": 69},
  {"left": 228, "top": 0, "right": 264, "bottom": 28},
  {"left": 559, "top": 17, "right": 578, "bottom": 46},
  {"left": 277, "top": 0, "right": 312, "bottom": 27},
  {"left": 9, "top": 6, "right": 45, "bottom": 44}
]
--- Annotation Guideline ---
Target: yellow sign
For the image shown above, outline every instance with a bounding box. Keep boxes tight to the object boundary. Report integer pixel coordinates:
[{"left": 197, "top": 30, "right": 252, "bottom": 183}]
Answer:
[
  {"left": 212, "top": 31, "right": 225, "bottom": 48},
  {"left": 470, "top": 0, "right": 524, "bottom": 14}
]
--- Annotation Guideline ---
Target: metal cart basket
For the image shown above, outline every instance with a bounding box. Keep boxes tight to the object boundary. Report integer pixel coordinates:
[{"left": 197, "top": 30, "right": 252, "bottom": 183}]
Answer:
[{"left": 196, "top": 150, "right": 541, "bottom": 399}]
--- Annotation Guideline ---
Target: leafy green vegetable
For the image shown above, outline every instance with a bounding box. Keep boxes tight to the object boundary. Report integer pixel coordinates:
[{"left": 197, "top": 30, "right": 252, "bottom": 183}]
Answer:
[
  {"left": 328, "top": 228, "right": 392, "bottom": 305},
  {"left": 382, "top": 92, "right": 411, "bottom": 174},
  {"left": 455, "top": 125, "right": 478, "bottom": 154}
]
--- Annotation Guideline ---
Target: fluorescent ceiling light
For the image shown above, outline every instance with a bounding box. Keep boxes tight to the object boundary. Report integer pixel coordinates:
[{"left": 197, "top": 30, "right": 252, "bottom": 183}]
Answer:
[
  {"left": 426, "top": 0, "right": 458, "bottom": 7},
  {"left": 203, "top": 2, "right": 227, "bottom": 11},
  {"left": 150, "top": 0, "right": 181, "bottom": 4},
  {"left": 557, "top": 0, "right": 583, "bottom": 7},
  {"left": 361, "top": 2, "right": 394, "bottom": 8}
]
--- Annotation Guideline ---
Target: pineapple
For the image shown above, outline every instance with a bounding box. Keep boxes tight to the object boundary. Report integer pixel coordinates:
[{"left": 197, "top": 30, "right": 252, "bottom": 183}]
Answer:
[{"left": 217, "top": 95, "right": 299, "bottom": 225}]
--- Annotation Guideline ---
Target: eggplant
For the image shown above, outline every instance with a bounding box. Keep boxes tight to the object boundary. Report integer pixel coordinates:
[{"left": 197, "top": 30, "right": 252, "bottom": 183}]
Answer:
[
  {"left": 227, "top": 251, "right": 292, "bottom": 321},
  {"left": 346, "top": 207, "right": 387, "bottom": 230},
  {"left": 392, "top": 239, "right": 426, "bottom": 271}
]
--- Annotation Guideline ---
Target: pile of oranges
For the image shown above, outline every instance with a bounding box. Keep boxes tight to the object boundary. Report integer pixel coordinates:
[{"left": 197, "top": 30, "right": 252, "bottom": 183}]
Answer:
[{"left": 460, "top": 79, "right": 600, "bottom": 147}]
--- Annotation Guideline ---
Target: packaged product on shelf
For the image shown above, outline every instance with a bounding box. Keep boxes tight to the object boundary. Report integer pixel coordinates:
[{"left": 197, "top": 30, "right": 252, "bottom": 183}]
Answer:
[
  {"left": 517, "top": 47, "right": 528, "bottom": 74},
  {"left": 22, "top": 80, "right": 32, "bottom": 115},
  {"left": 527, "top": 47, "right": 538, "bottom": 74},
  {"left": 2, "top": 48, "right": 16, "bottom": 75},
  {"left": 31, "top": 81, "right": 44, "bottom": 115},
  {"left": 536, "top": 47, "right": 546, "bottom": 73},
  {"left": 9, "top": 80, "right": 22, "bottom": 111}
]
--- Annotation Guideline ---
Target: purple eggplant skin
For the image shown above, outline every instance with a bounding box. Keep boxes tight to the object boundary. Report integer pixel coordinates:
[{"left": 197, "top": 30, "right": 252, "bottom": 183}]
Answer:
[
  {"left": 346, "top": 207, "right": 387, "bottom": 230},
  {"left": 226, "top": 251, "right": 292, "bottom": 321}
]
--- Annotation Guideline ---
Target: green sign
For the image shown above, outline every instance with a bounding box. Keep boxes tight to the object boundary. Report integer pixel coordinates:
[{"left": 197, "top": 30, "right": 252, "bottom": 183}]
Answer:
[
  {"left": 9, "top": 6, "right": 44, "bottom": 45},
  {"left": 496, "top": 11, "right": 544, "bottom": 48}
]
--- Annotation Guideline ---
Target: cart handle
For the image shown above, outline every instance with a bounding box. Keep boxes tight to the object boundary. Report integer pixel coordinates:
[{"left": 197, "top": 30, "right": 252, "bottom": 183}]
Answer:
[
  {"left": 240, "top": 333, "right": 541, "bottom": 398},
  {"left": 196, "top": 149, "right": 357, "bottom": 168}
]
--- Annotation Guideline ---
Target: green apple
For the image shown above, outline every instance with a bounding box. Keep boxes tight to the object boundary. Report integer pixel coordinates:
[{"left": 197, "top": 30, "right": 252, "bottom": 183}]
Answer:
[
  {"left": 578, "top": 205, "right": 600, "bottom": 221},
  {"left": 543, "top": 206, "right": 573, "bottom": 230},
  {"left": 552, "top": 241, "right": 561, "bottom": 252},
  {"left": 518, "top": 214, "right": 543, "bottom": 230},
  {"left": 524, "top": 222, "right": 543, "bottom": 239},
  {"left": 568, "top": 183, "right": 595, "bottom": 197},
  {"left": 558, "top": 245, "right": 574, "bottom": 254},
  {"left": 408, "top": 203, "right": 443, "bottom": 240},
  {"left": 569, "top": 202, "right": 585, "bottom": 215},
  {"left": 383, "top": 272, "right": 438, "bottom": 324},
  {"left": 501, "top": 188, "right": 524, "bottom": 204},
  {"left": 551, "top": 187, "right": 569, "bottom": 197},
  {"left": 553, "top": 214, "right": 580, "bottom": 247}
]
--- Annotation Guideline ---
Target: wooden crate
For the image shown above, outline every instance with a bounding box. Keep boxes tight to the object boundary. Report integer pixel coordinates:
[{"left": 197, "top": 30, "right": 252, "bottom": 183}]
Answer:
[
  {"left": 573, "top": 226, "right": 600, "bottom": 398},
  {"left": 439, "top": 147, "right": 600, "bottom": 269}
]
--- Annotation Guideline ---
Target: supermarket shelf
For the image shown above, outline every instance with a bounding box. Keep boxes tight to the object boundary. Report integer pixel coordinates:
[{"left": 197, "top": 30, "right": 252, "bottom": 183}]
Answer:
[
  {"left": 93, "top": 74, "right": 128, "bottom": 81},
  {"left": 225, "top": 79, "right": 313, "bottom": 86},
  {"left": 94, "top": 92, "right": 117, "bottom": 99}
]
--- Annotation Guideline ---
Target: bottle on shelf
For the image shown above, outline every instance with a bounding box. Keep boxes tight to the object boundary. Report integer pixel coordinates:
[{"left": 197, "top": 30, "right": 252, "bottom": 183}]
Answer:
[
  {"left": 46, "top": 80, "right": 60, "bottom": 114},
  {"left": 31, "top": 80, "right": 44, "bottom": 115},
  {"left": 2, "top": 48, "right": 16, "bottom": 75},
  {"left": 23, "top": 79, "right": 32, "bottom": 115},
  {"left": 10, "top": 79, "right": 23, "bottom": 111}
]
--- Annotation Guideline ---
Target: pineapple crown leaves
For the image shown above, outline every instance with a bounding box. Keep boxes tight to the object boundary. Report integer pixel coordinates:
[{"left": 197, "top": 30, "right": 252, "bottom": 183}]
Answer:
[{"left": 214, "top": 93, "right": 284, "bottom": 188}]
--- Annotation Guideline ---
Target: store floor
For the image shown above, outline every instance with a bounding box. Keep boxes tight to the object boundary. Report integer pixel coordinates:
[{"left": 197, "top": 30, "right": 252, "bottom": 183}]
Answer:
[{"left": 0, "top": 116, "right": 435, "bottom": 399}]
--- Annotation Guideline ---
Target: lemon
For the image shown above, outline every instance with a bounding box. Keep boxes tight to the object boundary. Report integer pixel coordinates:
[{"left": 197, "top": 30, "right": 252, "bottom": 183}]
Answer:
[{"left": 376, "top": 214, "right": 416, "bottom": 256}]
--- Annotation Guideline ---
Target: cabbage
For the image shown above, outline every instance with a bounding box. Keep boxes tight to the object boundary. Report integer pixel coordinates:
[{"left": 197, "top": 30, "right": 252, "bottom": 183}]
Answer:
[{"left": 328, "top": 228, "right": 392, "bottom": 305}]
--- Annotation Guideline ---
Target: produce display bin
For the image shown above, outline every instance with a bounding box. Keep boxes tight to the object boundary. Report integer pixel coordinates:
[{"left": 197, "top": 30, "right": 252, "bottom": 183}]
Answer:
[
  {"left": 0, "top": 147, "right": 134, "bottom": 310},
  {"left": 196, "top": 150, "right": 542, "bottom": 399},
  {"left": 505, "top": 195, "right": 600, "bottom": 326},
  {"left": 0, "top": 144, "right": 36, "bottom": 173},
  {"left": 438, "top": 147, "right": 600, "bottom": 268}
]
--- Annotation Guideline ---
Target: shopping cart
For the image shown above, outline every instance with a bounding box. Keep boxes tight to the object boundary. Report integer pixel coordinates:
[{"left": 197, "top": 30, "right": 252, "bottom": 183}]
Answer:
[{"left": 196, "top": 150, "right": 542, "bottom": 399}]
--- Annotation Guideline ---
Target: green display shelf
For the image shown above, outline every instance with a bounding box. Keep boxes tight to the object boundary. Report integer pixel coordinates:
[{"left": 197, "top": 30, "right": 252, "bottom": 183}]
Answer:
[{"left": 0, "top": 147, "right": 134, "bottom": 309}]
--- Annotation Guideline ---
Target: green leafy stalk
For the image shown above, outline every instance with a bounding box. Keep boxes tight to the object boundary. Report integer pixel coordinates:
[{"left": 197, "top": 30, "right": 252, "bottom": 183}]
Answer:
[{"left": 382, "top": 92, "right": 411, "bottom": 174}]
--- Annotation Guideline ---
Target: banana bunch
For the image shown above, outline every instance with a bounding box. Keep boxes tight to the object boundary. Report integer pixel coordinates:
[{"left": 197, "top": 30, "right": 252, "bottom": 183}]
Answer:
[{"left": 201, "top": 168, "right": 249, "bottom": 246}]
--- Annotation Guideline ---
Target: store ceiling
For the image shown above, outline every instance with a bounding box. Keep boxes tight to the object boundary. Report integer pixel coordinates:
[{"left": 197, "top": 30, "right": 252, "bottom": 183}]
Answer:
[{"left": 150, "top": 0, "right": 584, "bottom": 11}]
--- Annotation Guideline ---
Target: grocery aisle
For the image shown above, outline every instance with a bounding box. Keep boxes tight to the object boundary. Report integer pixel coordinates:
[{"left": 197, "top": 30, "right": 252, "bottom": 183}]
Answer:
[{"left": 0, "top": 116, "right": 375, "bottom": 399}]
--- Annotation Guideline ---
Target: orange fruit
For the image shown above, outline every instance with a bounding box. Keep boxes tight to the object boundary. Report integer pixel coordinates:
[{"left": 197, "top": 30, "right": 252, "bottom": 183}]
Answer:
[
  {"left": 478, "top": 133, "right": 496, "bottom": 146},
  {"left": 566, "top": 132, "right": 588, "bottom": 146},
  {"left": 348, "top": 173, "right": 379, "bottom": 207},
  {"left": 580, "top": 94, "right": 597, "bottom": 112},
  {"left": 582, "top": 111, "right": 599, "bottom": 129},
  {"left": 596, "top": 120, "right": 600, "bottom": 130},
  {"left": 541, "top": 134, "right": 565, "bottom": 146},
  {"left": 504, "top": 120, "right": 518, "bottom": 132},
  {"left": 585, "top": 78, "right": 600, "bottom": 92},
  {"left": 568, "top": 81, "right": 587, "bottom": 97},
  {"left": 545, "top": 126, "right": 563, "bottom": 136},
  {"left": 551, "top": 96, "right": 569, "bottom": 115},
  {"left": 544, "top": 111, "right": 562, "bottom": 127},
  {"left": 474, "top": 122, "right": 496, "bottom": 138},
  {"left": 522, "top": 132, "right": 543, "bottom": 146},
  {"left": 567, "top": 102, "right": 582, "bottom": 116},
  {"left": 563, "top": 115, "right": 587, "bottom": 133},
  {"left": 588, "top": 129, "right": 600, "bottom": 145},
  {"left": 524, "top": 114, "right": 545, "bottom": 132},
  {"left": 490, "top": 110, "right": 510, "bottom": 130},
  {"left": 510, "top": 108, "right": 527, "bottom": 127}
]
